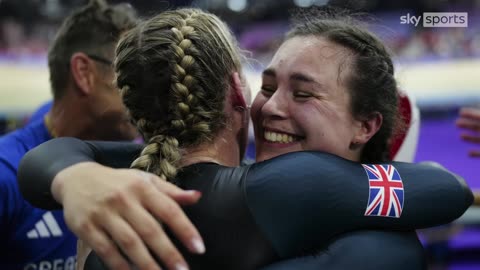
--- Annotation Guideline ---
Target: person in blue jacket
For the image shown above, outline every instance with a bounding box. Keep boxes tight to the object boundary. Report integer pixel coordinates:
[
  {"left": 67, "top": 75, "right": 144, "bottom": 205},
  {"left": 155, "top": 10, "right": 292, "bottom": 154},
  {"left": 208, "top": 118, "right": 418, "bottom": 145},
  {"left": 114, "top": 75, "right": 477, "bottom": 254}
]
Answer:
[{"left": 0, "top": 0, "right": 138, "bottom": 269}]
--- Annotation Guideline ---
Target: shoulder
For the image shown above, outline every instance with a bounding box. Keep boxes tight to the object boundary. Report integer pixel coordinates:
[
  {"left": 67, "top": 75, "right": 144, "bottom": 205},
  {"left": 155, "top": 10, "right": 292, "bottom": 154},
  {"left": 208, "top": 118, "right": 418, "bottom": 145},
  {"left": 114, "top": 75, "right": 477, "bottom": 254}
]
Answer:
[
  {"left": 0, "top": 157, "right": 17, "bottom": 186},
  {"left": 250, "top": 151, "right": 354, "bottom": 171},
  {"left": 0, "top": 132, "right": 24, "bottom": 182},
  {"left": 0, "top": 153, "right": 23, "bottom": 215},
  {"left": 0, "top": 124, "right": 36, "bottom": 162},
  {"left": 0, "top": 121, "right": 50, "bottom": 167},
  {"left": 180, "top": 163, "right": 251, "bottom": 214},
  {"left": 0, "top": 123, "right": 46, "bottom": 187},
  {"left": 181, "top": 163, "right": 250, "bottom": 192},
  {"left": 29, "top": 100, "right": 52, "bottom": 123},
  {"left": 175, "top": 164, "right": 264, "bottom": 252},
  {"left": 246, "top": 151, "right": 359, "bottom": 185},
  {"left": 0, "top": 130, "right": 23, "bottom": 193},
  {"left": 0, "top": 131, "right": 28, "bottom": 172}
]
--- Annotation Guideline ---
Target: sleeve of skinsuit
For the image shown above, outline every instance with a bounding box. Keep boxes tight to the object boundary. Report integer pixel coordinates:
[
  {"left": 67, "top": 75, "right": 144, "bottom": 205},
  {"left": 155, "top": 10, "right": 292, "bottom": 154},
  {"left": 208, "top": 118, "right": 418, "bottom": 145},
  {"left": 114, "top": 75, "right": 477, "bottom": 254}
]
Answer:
[
  {"left": 17, "top": 137, "right": 142, "bottom": 210},
  {"left": 259, "top": 230, "right": 426, "bottom": 270},
  {"left": 245, "top": 151, "right": 473, "bottom": 258}
]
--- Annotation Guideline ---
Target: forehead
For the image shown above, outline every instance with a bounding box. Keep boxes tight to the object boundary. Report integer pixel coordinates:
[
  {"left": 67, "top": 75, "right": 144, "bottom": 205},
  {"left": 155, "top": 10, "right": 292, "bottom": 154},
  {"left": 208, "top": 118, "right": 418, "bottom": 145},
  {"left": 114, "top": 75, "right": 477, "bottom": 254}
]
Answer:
[{"left": 267, "top": 36, "right": 353, "bottom": 85}]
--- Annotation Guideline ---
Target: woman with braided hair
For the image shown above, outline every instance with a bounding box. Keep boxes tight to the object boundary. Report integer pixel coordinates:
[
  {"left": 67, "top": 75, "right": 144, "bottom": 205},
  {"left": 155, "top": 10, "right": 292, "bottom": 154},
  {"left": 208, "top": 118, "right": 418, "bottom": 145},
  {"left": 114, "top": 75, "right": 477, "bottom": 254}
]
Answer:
[
  {"left": 19, "top": 7, "right": 472, "bottom": 270},
  {"left": 116, "top": 10, "right": 248, "bottom": 181}
]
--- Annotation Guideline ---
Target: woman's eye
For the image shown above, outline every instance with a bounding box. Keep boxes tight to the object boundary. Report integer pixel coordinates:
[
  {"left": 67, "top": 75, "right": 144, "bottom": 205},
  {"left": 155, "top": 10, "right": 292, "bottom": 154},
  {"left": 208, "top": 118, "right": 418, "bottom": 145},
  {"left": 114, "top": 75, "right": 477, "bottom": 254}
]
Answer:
[
  {"left": 293, "top": 91, "right": 312, "bottom": 98},
  {"left": 261, "top": 87, "right": 275, "bottom": 96}
]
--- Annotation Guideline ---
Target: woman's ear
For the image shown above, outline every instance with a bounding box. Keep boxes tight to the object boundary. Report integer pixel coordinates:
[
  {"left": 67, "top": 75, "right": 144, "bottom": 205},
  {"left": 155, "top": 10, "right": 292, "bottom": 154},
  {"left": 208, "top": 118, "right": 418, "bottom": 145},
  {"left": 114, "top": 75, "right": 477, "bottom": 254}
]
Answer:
[
  {"left": 352, "top": 112, "right": 383, "bottom": 145},
  {"left": 230, "top": 72, "right": 247, "bottom": 110}
]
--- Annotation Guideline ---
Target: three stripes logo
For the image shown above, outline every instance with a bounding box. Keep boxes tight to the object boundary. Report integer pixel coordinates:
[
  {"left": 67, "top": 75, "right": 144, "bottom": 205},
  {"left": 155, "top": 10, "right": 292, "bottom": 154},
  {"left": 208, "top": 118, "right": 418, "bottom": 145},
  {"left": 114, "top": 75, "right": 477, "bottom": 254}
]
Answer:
[{"left": 26, "top": 211, "right": 63, "bottom": 239}]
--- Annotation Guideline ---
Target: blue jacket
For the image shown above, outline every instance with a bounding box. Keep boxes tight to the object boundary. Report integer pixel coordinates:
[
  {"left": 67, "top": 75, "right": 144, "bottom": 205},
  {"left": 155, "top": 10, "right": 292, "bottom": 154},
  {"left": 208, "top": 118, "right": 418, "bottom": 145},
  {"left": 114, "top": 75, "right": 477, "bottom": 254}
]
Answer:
[{"left": 0, "top": 119, "right": 76, "bottom": 269}]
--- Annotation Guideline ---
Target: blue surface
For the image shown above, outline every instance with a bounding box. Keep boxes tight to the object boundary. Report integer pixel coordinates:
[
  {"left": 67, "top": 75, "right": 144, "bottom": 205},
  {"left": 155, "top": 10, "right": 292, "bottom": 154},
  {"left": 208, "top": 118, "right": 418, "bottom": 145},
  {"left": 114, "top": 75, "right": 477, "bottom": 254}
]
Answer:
[{"left": 415, "top": 113, "right": 478, "bottom": 189}]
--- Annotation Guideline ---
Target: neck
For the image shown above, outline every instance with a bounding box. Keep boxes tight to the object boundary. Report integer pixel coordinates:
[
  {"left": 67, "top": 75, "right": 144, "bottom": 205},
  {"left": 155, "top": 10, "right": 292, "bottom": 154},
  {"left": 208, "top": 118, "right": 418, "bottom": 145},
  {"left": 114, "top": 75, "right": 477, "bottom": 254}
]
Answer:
[
  {"left": 180, "top": 126, "right": 242, "bottom": 168},
  {"left": 47, "top": 94, "right": 95, "bottom": 139}
]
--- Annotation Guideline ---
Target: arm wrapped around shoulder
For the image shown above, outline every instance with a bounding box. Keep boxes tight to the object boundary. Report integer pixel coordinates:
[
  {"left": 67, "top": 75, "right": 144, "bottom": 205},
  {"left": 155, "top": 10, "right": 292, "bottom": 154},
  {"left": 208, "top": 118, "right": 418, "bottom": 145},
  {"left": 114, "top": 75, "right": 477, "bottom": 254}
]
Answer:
[
  {"left": 18, "top": 137, "right": 143, "bottom": 210},
  {"left": 391, "top": 161, "right": 473, "bottom": 225},
  {"left": 415, "top": 161, "right": 473, "bottom": 209},
  {"left": 18, "top": 137, "right": 96, "bottom": 210},
  {"left": 246, "top": 151, "right": 473, "bottom": 257}
]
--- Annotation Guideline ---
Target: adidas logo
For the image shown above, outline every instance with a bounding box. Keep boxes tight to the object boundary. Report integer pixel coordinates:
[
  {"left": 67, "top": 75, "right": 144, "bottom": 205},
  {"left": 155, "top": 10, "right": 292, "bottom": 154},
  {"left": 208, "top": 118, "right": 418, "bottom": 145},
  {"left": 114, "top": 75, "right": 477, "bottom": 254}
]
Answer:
[{"left": 26, "top": 211, "right": 63, "bottom": 239}]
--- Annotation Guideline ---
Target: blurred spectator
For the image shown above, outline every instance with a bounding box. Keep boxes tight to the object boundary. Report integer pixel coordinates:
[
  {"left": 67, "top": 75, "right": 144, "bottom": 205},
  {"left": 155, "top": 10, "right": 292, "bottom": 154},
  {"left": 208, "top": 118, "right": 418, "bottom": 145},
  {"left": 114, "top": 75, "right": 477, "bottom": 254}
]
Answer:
[
  {"left": 456, "top": 107, "right": 480, "bottom": 157},
  {"left": 0, "top": 0, "right": 137, "bottom": 269},
  {"left": 1, "top": 3, "right": 479, "bottom": 63}
]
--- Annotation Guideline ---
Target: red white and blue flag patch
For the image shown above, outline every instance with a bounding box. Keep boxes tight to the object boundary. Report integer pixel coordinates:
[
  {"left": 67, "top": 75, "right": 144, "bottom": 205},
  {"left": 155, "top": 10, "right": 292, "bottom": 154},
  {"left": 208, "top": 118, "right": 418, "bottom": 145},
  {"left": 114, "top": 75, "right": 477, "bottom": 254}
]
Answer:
[{"left": 362, "top": 164, "right": 404, "bottom": 218}]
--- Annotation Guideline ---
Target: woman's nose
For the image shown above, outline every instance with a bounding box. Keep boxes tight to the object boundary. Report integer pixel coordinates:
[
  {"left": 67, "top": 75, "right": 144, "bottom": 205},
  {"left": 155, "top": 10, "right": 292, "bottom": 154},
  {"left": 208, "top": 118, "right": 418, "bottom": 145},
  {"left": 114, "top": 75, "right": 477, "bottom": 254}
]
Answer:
[{"left": 261, "top": 90, "right": 288, "bottom": 119}]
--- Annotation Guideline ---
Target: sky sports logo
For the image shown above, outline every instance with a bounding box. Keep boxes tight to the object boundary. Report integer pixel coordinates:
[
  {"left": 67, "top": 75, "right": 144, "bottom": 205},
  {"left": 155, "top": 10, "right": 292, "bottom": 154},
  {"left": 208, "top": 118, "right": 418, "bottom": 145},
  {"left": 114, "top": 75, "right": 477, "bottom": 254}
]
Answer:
[{"left": 400, "top": 12, "right": 468, "bottom": 27}]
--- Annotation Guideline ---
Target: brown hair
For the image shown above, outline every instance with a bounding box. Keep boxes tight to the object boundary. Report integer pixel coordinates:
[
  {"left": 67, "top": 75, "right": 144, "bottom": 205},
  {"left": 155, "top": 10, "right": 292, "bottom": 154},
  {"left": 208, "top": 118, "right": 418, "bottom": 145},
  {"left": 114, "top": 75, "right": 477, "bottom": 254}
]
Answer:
[
  {"left": 287, "top": 7, "right": 400, "bottom": 162},
  {"left": 115, "top": 8, "right": 243, "bottom": 181},
  {"left": 48, "top": 0, "right": 137, "bottom": 100}
]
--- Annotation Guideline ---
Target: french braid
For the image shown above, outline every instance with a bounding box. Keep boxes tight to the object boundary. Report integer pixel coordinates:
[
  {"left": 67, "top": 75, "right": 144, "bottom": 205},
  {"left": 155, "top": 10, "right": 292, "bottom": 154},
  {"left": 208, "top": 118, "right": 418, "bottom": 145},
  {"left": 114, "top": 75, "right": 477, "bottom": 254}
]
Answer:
[{"left": 115, "top": 9, "right": 243, "bottom": 182}]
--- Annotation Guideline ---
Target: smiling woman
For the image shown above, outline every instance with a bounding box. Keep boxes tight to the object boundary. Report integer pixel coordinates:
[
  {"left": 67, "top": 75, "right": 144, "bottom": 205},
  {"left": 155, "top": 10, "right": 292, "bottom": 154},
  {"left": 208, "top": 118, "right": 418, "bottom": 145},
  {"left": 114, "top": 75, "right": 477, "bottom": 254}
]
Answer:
[
  {"left": 253, "top": 14, "right": 398, "bottom": 164},
  {"left": 253, "top": 36, "right": 364, "bottom": 162}
]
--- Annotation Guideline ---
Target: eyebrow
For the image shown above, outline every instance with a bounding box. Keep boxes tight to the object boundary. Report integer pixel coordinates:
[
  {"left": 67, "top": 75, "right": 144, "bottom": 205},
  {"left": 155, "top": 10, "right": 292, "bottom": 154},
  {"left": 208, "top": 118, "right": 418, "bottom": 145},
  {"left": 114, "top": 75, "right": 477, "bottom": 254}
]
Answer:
[
  {"left": 290, "top": 72, "right": 319, "bottom": 85},
  {"left": 263, "top": 68, "right": 323, "bottom": 89},
  {"left": 262, "top": 68, "right": 276, "bottom": 78}
]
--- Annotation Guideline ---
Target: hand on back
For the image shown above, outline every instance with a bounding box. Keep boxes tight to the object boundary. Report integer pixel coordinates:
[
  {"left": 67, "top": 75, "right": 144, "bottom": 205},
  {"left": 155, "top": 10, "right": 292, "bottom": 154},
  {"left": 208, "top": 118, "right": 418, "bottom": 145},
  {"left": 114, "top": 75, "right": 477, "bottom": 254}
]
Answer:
[{"left": 53, "top": 162, "right": 205, "bottom": 270}]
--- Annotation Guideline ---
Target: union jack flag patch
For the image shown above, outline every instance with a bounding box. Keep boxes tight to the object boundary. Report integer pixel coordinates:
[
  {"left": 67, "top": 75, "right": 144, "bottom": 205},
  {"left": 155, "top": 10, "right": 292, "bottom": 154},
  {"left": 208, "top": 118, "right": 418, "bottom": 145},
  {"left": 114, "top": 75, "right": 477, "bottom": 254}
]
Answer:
[{"left": 362, "top": 164, "right": 404, "bottom": 218}]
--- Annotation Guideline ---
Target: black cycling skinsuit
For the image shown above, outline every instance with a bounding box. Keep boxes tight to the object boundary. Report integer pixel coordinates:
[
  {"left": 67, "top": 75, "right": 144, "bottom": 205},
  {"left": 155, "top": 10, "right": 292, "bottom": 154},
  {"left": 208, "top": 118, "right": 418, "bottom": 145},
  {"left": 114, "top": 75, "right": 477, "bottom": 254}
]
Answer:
[{"left": 18, "top": 138, "right": 473, "bottom": 270}]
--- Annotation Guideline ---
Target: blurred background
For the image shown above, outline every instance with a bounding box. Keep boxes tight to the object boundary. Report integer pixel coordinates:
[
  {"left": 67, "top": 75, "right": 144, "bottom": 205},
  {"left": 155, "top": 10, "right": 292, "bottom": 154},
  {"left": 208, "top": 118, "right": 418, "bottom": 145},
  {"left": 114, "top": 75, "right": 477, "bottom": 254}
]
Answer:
[{"left": 1, "top": 0, "right": 479, "bottom": 269}]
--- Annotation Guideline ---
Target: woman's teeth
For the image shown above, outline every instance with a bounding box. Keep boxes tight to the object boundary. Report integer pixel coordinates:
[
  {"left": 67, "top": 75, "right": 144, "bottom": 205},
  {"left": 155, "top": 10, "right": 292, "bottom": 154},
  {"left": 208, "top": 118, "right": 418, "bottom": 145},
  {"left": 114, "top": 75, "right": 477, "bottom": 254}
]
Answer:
[{"left": 264, "top": 131, "right": 295, "bottom": 143}]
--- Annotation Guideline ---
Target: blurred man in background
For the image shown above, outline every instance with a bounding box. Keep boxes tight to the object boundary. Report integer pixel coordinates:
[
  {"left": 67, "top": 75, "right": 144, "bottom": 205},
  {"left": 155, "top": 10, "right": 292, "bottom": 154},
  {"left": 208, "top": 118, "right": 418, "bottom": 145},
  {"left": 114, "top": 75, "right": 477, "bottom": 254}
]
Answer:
[{"left": 0, "top": 0, "right": 138, "bottom": 269}]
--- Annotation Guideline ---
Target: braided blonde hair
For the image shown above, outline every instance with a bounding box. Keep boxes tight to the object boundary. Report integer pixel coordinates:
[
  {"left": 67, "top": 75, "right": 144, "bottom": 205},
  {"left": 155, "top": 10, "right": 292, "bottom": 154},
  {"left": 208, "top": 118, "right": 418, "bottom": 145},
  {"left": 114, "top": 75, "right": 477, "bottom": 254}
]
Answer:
[{"left": 115, "top": 9, "right": 243, "bottom": 181}]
